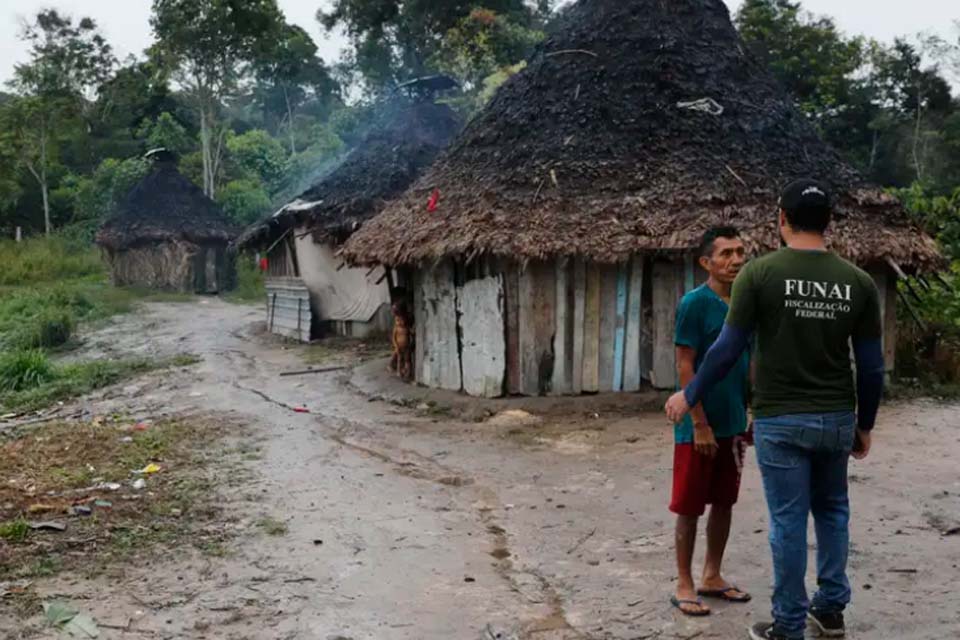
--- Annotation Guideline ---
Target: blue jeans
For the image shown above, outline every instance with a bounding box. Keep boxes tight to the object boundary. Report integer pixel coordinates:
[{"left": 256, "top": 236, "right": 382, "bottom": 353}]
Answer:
[{"left": 754, "top": 412, "right": 856, "bottom": 639}]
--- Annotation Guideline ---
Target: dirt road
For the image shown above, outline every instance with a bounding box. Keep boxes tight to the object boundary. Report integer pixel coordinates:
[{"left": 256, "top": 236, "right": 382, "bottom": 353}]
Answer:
[{"left": 8, "top": 299, "right": 960, "bottom": 639}]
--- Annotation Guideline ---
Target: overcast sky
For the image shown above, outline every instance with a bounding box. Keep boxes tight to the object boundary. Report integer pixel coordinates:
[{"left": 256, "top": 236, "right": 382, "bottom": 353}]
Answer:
[{"left": 1, "top": 0, "right": 957, "bottom": 86}]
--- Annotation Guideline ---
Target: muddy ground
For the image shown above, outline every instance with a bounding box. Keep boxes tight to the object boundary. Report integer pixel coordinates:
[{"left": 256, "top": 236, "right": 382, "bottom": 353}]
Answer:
[{"left": 3, "top": 298, "right": 959, "bottom": 639}]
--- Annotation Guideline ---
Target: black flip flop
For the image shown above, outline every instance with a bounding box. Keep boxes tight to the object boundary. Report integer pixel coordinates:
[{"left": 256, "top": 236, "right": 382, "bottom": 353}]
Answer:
[
  {"left": 670, "top": 595, "right": 711, "bottom": 616},
  {"left": 697, "top": 585, "right": 752, "bottom": 602}
]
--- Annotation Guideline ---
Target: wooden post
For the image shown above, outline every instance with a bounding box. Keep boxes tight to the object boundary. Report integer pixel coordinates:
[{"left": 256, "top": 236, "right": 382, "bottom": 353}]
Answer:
[
  {"left": 623, "top": 257, "right": 644, "bottom": 392},
  {"left": 413, "top": 271, "right": 426, "bottom": 384},
  {"left": 613, "top": 263, "right": 629, "bottom": 391},
  {"left": 551, "top": 259, "right": 573, "bottom": 395},
  {"left": 503, "top": 262, "right": 522, "bottom": 395},
  {"left": 571, "top": 258, "right": 586, "bottom": 394},
  {"left": 651, "top": 260, "right": 683, "bottom": 389},
  {"left": 582, "top": 262, "right": 601, "bottom": 392},
  {"left": 598, "top": 265, "right": 618, "bottom": 392},
  {"left": 870, "top": 267, "right": 897, "bottom": 377},
  {"left": 15, "top": 227, "right": 22, "bottom": 243},
  {"left": 519, "top": 261, "right": 556, "bottom": 395}
]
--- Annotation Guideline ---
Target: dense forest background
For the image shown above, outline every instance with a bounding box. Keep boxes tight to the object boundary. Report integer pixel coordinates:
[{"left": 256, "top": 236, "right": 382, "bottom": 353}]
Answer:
[{"left": 0, "top": 0, "right": 956, "bottom": 244}]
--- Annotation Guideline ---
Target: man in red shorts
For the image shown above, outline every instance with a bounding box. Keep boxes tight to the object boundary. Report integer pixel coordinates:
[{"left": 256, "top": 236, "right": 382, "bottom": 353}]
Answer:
[{"left": 669, "top": 227, "right": 752, "bottom": 616}]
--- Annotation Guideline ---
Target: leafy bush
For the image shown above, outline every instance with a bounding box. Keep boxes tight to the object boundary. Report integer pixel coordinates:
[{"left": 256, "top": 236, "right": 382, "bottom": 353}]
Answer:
[
  {"left": 0, "top": 350, "right": 55, "bottom": 392},
  {"left": 227, "top": 255, "right": 266, "bottom": 302},
  {"left": 32, "top": 310, "right": 75, "bottom": 348}
]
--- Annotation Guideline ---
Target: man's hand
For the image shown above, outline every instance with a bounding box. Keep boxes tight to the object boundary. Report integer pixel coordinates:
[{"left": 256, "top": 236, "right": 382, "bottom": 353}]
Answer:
[
  {"left": 851, "top": 429, "right": 871, "bottom": 460},
  {"left": 665, "top": 391, "right": 691, "bottom": 423},
  {"left": 694, "top": 423, "right": 719, "bottom": 458}
]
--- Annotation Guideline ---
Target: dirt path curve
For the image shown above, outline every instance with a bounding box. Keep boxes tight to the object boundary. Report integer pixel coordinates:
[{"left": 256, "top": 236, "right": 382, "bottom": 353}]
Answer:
[{"left": 12, "top": 299, "right": 960, "bottom": 639}]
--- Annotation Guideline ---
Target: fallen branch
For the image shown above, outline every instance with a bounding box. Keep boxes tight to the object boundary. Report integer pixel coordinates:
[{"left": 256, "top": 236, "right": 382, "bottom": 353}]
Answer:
[
  {"left": 279, "top": 366, "right": 347, "bottom": 377},
  {"left": 566, "top": 527, "right": 597, "bottom": 555},
  {"left": 545, "top": 49, "right": 598, "bottom": 58}
]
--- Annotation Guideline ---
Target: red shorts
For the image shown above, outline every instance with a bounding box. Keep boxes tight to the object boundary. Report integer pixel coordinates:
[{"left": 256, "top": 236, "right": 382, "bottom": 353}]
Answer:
[{"left": 669, "top": 436, "right": 745, "bottom": 517}]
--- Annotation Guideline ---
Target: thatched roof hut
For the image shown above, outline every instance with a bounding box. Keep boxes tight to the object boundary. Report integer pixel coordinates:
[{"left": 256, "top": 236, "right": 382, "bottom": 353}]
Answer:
[
  {"left": 235, "top": 100, "right": 461, "bottom": 342},
  {"left": 336, "top": 0, "right": 943, "bottom": 398},
  {"left": 341, "top": 0, "right": 941, "bottom": 272},
  {"left": 236, "top": 100, "right": 461, "bottom": 250},
  {"left": 96, "top": 150, "right": 238, "bottom": 293}
]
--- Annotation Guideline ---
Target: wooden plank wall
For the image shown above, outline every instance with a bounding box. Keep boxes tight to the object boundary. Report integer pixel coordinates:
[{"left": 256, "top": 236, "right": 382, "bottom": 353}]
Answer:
[
  {"left": 459, "top": 275, "right": 506, "bottom": 397},
  {"left": 518, "top": 261, "right": 556, "bottom": 395},
  {"left": 503, "top": 262, "right": 522, "bottom": 395},
  {"left": 581, "top": 264, "right": 601, "bottom": 392},
  {"left": 265, "top": 277, "right": 312, "bottom": 342},
  {"left": 651, "top": 260, "right": 684, "bottom": 389},
  {"left": 597, "top": 265, "right": 618, "bottom": 392},
  {"left": 551, "top": 260, "right": 575, "bottom": 395},
  {"left": 416, "top": 260, "right": 462, "bottom": 391},
  {"left": 623, "top": 258, "right": 644, "bottom": 391},
  {"left": 869, "top": 267, "right": 897, "bottom": 374},
  {"left": 571, "top": 259, "right": 586, "bottom": 394}
]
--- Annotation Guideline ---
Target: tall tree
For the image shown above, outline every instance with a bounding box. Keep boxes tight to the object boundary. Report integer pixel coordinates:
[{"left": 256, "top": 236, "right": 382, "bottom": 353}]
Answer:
[
  {"left": 251, "top": 24, "right": 340, "bottom": 154},
  {"left": 7, "top": 10, "right": 115, "bottom": 234},
  {"left": 870, "top": 38, "right": 956, "bottom": 185},
  {"left": 151, "top": 0, "right": 284, "bottom": 197},
  {"left": 736, "top": 1, "right": 864, "bottom": 119},
  {"left": 319, "top": 0, "right": 554, "bottom": 93}
]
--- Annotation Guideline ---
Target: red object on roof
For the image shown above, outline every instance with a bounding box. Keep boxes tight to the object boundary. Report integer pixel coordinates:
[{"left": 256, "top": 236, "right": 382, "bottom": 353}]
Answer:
[{"left": 427, "top": 189, "right": 440, "bottom": 212}]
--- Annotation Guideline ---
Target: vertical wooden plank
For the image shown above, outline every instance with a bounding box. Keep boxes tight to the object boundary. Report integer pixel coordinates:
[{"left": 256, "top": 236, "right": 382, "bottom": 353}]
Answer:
[
  {"left": 503, "top": 261, "right": 522, "bottom": 395},
  {"left": 684, "top": 254, "right": 696, "bottom": 292},
  {"left": 519, "top": 261, "right": 556, "bottom": 395},
  {"left": 598, "top": 265, "right": 618, "bottom": 392},
  {"left": 613, "top": 263, "right": 629, "bottom": 391},
  {"left": 581, "top": 262, "right": 601, "bottom": 393},
  {"left": 652, "top": 260, "right": 683, "bottom": 389},
  {"left": 459, "top": 276, "right": 506, "bottom": 397},
  {"left": 870, "top": 268, "right": 897, "bottom": 376},
  {"left": 571, "top": 258, "right": 586, "bottom": 394},
  {"left": 413, "top": 271, "right": 426, "bottom": 385},
  {"left": 551, "top": 260, "right": 572, "bottom": 395},
  {"left": 623, "top": 257, "right": 644, "bottom": 392},
  {"left": 419, "top": 261, "right": 461, "bottom": 391},
  {"left": 883, "top": 273, "right": 897, "bottom": 376}
]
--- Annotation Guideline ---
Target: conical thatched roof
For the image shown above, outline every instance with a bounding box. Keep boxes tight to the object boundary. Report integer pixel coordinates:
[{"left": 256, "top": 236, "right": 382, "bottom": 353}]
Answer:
[
  {"left": 341, "top": 0, "right": 943, "bottom": 272},
  {"left": 236, "top": 100, "right": 462, "bottom": 250},
  {"left": 96, "top": 155, "right": 237, "bottom": 251}
]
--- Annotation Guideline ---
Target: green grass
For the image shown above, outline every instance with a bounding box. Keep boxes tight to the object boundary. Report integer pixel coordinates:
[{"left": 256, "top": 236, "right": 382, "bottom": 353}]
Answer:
[
  {"left": 224, "top": 255, "right": 265, "bottom": 303},
  {"left": 0, "top": 518, "right": 30, "bottom": 543},
  {"left": 0, "top": 350, "right": 56, "bottom": 392},
  {"left": 0, "top": 237, "right": 205, "bottom": 412},
  {"left": 0, "top": 354, "right": 200, "bottom": 413},
  {"left": 256, "top": 516, "right": 289, "bottom": 536},
  {"left": 0, "top": 237, "right": 103, "bottom": 287}
]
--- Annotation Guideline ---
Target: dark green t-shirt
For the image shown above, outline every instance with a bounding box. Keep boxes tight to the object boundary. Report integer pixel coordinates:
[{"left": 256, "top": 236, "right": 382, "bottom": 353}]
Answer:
[{"left": 726, "top": 248, "right": 882, "bottom": 418}]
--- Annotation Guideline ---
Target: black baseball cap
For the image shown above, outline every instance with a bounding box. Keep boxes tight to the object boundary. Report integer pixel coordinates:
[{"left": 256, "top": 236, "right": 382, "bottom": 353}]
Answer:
[{"left": 779, "top": 179, "right": 831, "bottom": 214}]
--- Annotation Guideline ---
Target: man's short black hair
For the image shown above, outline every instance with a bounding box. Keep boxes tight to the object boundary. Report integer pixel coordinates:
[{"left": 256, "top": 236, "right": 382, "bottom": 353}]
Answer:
[
  {"left": 779, "top": 179, "right": 832, "bottom": 234},
  {"left": 699, "top": 226, "right": 740, "bottom": 258}
]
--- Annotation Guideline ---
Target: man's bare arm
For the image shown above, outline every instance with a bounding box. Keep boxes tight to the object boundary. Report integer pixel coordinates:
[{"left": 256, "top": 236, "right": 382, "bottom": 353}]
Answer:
[{"left": 676, "top": 346, "right": 718, "bottom": 458}]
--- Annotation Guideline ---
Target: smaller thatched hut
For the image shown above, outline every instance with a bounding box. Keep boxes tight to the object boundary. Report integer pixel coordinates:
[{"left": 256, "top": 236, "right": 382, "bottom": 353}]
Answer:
[
  {"left": 342, "top": 0, "right": 944, "bottom": 397},
  {"left": 96, "top": 150, "right": 238, "bottom": 293},
  {"left": 236, "top": 98, "right": 461, "bottom": 341}
]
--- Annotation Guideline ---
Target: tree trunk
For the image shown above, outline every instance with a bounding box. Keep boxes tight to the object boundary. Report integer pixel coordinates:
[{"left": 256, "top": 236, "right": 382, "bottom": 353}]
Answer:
[
  {"left": 283, "top": 86, "right": 296, "bottom": 155},
  {"left": 912, "top": 85, "right": 925, "bottom": 183},
  {"left": 868, "top": 129, "right": 880, "bottom": 173},
  {"left": 41, "top": 174, "right": 51, "bottom": 236}
]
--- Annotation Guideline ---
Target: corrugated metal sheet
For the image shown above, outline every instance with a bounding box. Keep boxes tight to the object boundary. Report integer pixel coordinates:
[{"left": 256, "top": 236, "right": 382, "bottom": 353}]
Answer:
[{"left": 266, "top": 277, "right": 311, "bottom": 342}]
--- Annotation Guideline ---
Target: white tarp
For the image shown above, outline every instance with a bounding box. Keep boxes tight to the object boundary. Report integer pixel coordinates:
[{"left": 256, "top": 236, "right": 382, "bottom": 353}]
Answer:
[{"left": 294, "top": 228, "right": 390, "bottom": 322}]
